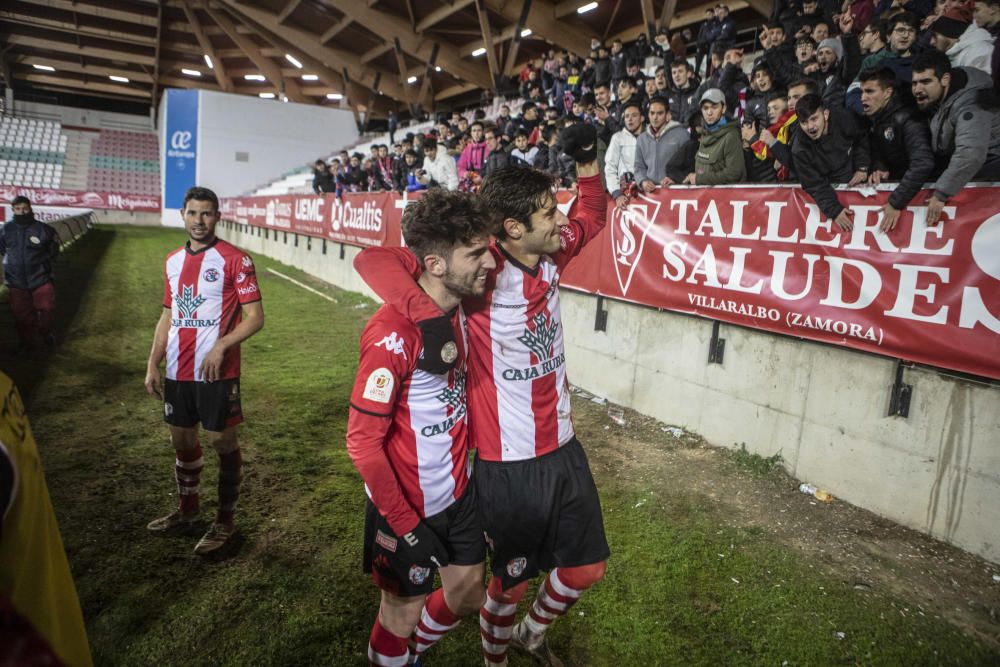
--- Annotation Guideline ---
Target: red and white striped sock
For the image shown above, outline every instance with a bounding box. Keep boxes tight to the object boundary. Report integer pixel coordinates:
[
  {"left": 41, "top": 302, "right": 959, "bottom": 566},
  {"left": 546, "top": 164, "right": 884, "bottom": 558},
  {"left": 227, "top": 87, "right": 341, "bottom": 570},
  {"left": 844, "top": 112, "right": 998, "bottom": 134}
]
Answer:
[
  {"left": 408, "top": 588, "right": 460, "bottom": 662},
  {"left": 522, "top": 562, "right": 606, "bottom": 641},
  {"left": 369, "top": 617, "right": 410, "bottom": 667},
  {"left": 175, "top": 443, "right": 203, "bottom": 515},
  {"left": 480, "top": 577, "right": 529, "bottom": 665}
]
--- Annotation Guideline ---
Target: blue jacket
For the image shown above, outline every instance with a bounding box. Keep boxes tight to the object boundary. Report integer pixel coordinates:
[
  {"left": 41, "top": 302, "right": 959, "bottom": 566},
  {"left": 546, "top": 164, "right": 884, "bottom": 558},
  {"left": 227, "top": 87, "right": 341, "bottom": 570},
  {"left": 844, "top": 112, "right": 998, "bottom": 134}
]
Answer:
[{"left": 0, "top": 217, "right": 60, "bottom": 290}]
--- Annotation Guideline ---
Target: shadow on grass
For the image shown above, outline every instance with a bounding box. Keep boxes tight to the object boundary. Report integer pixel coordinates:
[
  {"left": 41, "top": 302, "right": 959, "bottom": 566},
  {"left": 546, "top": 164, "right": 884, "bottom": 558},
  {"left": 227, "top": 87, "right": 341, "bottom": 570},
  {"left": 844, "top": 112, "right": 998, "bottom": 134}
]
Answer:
[{"left": 0, "top": 227, "right": 115, "bottom": 401}]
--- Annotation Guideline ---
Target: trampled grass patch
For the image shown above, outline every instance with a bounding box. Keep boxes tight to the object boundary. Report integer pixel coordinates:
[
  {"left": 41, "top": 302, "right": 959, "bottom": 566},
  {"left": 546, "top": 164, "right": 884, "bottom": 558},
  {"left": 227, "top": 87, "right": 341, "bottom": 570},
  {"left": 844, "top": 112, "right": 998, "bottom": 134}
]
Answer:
[{"left": 7, "top": 225, "right": 998, "bottom": 666}]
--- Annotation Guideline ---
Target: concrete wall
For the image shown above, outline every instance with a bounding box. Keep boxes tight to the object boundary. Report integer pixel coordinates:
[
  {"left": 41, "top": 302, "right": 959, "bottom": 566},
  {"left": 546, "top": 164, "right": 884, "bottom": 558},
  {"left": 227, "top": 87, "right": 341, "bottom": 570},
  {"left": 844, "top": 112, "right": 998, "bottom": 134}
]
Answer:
[
  {"left": 12, "top": 99, "right": 153, "bottom": 132},
  {"left": 217, "top": 221, "right": 1000, "bottom": 565}
]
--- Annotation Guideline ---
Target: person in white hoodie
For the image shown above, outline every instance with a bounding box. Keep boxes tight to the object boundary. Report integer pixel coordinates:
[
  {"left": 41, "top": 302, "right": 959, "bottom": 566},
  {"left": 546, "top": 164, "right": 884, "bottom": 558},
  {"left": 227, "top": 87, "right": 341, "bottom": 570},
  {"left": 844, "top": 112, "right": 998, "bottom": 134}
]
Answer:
[
  {"left": 604, "top": 101, "right": 645, "bottom": 210},
  {"left": 931, "top": 4, "right": 996, "bottom": 74},
  {"left": 416, "top": 137, "right": 459, "bottom": 191}
]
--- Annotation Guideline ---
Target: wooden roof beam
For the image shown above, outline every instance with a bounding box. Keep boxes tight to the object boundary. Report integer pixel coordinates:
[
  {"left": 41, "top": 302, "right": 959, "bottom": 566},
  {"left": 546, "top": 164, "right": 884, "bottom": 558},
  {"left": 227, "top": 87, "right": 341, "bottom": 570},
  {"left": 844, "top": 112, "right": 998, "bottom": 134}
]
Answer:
[
  {"left": 473, "top": 0, "right": 500, "bottom": 84},
  {"left": 484, "top": 0, "right": 590, "bottom": 56},
  {"left": 181, "top": 1, "right": 232, "bottom": 92},
  {"left": 415, "top": 0, "right": 474, "bottom": 32},
  {"left": 0, "top": 10, "right": 157, "bottom": 46},
  {"left": 22, "top": 72, "right": 150, "bottom": 97},
  {"left": 14, "top": 0, "right": 158, "bottom": 27},
  {"left": 4, "top": 33, "right": 156, "bottom": 66}
]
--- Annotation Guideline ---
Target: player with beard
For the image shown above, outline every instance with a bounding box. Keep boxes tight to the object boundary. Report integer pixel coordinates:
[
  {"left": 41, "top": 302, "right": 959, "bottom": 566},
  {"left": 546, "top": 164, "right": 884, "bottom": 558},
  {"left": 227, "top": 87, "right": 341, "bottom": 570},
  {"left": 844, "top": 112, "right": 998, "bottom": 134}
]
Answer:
[
  {"left": 354, "top": 125, "right": 610, "bottom": 667},
  {"left": 347, "top": 189, "right": 496, "bottom": 667},
  {"left": 144, "top": 186, "right": 264, "bottom": 554}
]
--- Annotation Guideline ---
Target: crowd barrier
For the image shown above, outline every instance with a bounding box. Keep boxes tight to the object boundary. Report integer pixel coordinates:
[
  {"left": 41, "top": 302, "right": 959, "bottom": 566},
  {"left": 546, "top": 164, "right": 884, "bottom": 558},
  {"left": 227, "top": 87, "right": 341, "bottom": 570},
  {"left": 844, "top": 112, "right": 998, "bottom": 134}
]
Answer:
[{"left": 222, "top": 185, "right": 1000, "bottom": 382}]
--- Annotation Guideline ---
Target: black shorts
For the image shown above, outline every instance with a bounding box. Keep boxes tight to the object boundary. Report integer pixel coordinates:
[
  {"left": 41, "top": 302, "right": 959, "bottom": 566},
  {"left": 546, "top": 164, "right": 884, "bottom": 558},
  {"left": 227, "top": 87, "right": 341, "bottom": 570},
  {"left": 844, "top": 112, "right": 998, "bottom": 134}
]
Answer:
[
  {"left": 476, "top": 438, "right": 610, "bottom": 589},
  {"left": 363, "top": 482, "right": 486, "bottom": 598},
  {"left": 163, "top": 378, "right": 244, "bottom": 432}
]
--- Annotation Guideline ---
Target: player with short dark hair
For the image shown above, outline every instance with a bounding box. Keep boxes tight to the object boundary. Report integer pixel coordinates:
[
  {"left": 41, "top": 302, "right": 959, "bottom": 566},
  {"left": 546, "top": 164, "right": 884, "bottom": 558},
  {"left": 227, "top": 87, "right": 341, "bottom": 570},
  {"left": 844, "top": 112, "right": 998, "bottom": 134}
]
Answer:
[
  {"left": 347, "top": 188, "right": 496, "bottom": 666},
  {"left": 143, "top": 186, "right": 264, "bottom": 555},
  {"left": 355, "top": 125, "right": 612, "bottom": 667}
]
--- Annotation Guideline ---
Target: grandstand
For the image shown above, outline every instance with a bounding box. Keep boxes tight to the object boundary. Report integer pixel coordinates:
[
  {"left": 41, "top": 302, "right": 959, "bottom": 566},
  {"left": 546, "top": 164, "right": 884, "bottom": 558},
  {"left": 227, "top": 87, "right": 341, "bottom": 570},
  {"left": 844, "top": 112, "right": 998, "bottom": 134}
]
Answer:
[{"left": 0, "top": 116, "right": 66, "bottom": 189}]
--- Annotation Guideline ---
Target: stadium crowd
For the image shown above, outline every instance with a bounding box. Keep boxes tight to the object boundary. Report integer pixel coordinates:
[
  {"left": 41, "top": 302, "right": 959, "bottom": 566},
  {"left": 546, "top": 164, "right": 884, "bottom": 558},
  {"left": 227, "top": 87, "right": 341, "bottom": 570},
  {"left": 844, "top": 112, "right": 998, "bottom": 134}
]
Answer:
[{"left": 311, "top": 0, "right": 1000, "bottom": 229}]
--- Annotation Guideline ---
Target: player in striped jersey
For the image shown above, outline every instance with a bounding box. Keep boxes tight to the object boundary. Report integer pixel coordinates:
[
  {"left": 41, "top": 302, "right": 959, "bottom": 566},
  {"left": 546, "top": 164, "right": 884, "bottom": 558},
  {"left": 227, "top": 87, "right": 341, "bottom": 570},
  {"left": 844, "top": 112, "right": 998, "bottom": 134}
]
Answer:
[
  {"left": 144, "top": 187, "right": 264, "bottom": 555},
  {"left": 347, "top": 190, "right": 497, "bottom": 667},
  {"left": 355, "top": 125, "right": 613, "bottom": 666}
]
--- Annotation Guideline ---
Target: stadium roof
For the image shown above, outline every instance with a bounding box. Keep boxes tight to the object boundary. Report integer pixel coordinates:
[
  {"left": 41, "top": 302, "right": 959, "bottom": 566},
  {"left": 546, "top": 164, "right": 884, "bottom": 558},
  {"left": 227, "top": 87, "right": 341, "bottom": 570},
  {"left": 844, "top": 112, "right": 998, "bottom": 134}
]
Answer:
[{"left": 1, "top": 0, "right": 769, "bottom": 118}]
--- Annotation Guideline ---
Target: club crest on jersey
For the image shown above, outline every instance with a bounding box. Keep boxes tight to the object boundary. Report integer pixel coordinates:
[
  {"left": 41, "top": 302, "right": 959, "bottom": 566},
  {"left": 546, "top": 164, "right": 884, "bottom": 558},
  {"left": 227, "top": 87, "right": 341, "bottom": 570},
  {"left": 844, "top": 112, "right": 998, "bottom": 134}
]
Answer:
[
  {"left": 362, "top": 368, "right": 394, "bottom": 403},
  {"left": 409, "top": 564, "right": 431, "bottom": 585},
  {"left": 375, "top": 332, "right": 407, "bottom": 359},
  {"left": 236, "top": 272, "right": 247, "bottom": 284},
  {"left": 203, "top": 268, "right": 220, "bottom": 282},
  {"left": 503, "top": 313, "right": 565, "bottom": 381},
  {"left": 375, "top": 530, "right": 398, "bottom": 553},
  {"left": 420, "top": 372, "right": 468, "bottom": 437},
  {"left": 506, "top": 557, "right": 527, "bottom": 578},
  {"left": 241, "top": 256, "right": 253, "bottom": 268}
]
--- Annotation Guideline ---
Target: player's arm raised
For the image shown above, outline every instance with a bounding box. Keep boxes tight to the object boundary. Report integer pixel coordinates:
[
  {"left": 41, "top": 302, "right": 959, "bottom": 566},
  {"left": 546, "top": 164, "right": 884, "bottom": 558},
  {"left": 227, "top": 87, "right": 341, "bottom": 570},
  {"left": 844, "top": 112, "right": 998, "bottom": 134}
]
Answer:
[{"left": 555, "top": 124, "right": 609, "bottom": 263}]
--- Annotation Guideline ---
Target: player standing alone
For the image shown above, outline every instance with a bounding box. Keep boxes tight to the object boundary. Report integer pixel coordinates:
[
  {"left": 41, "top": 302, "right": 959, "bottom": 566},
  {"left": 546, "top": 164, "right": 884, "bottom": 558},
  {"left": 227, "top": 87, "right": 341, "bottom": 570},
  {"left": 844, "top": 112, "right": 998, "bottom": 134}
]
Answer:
[
  {"left": 144, "top": 186, "right": 264, "bottom": 554},
  {"left": 347, "top": 189, "right": 496, "bottom": 666},
  {"left": 355, "top": 125, "right": 611, "bottom": 667}
]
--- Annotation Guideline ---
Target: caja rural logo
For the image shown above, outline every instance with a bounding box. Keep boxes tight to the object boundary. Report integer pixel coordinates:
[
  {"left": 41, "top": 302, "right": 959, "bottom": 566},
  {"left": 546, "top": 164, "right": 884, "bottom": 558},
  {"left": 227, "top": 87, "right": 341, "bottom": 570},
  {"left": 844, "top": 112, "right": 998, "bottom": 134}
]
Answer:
[{"left": 610, "top": 193, "right": 661, "bottom": 296}]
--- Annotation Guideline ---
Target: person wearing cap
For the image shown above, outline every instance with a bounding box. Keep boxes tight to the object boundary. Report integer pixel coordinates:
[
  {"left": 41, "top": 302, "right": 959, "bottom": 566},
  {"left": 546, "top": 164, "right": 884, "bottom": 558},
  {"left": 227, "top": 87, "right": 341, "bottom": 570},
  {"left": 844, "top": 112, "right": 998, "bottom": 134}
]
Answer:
[
  {"left": 791, "top": 93, "right": 871, "bottom": 231},
  {"left": 1, "top": 197, "right": 60, "bottom": 352},
  {"left": 682, "top": 88, "right": 746, "bottom": 185},
  {"left": 815, "top": 38, "right": 848, "bottom": 108},
  {"left": 635, "top": 96, "right": 690, "bottom": 192},
  {"left": 973, "top": 0, "right": 1000, "bottom": 91},
  {"left": 911, "top": 50, "right": 1000, "bottom": 225},
  {"left": 931, "top": 1, "right": 995, "bottom": 72},
  {"left": 858, "top": 66, "right": 935, "bottom": 232}
]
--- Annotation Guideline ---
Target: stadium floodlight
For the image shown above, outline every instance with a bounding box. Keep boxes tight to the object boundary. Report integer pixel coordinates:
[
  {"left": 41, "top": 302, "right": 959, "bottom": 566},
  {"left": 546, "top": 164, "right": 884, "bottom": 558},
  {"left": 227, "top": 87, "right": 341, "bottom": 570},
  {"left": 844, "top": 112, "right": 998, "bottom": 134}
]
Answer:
[
  {"left": 244, "top": 74, "right": 266, "bottom": 81},
  {"left": 521, "top": 28, "right": 532, "bottom": 37},
  {"left": 181, "top": 68, "right": 202, "bottom": 77},
  {"left": 472, "top": 47, "right": 486, "bottom": 57},
  {"left": 407, "top": 76, "right": 417, "bottom": 84},
  {"left": 327, "top": 93, "right": 343, "bottom": 100},
  {"left": 435, "top": 66, "right": 442, "bottom": 72},
  {"left": 281, "top": 95, "right": 289, "bottom": 103},
  {"left": 577, "top": 1, "right": 598, "bottom": 13},
  {"left": 259, "top": 92, "right": 276, "bottom": 99},
  {"left": 302, "top": 74, "right": 319, "bottom": 81},
  {"left": 285, "top": 54, "right": 303, "bottom": 68},
  {"left": 204, "top": 54, "right": 214, "bottom": 69},
  {"left": 109, "top": 75, "right": 130, "bottom": 83},
  {"left": 33, "top": 64, "right": 56, "bottom": 72}
]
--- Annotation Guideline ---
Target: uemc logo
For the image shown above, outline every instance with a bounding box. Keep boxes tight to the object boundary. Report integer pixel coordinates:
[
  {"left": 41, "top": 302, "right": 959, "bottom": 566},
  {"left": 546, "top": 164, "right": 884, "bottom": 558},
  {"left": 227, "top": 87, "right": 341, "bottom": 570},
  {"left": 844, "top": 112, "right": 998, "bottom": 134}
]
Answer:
[
  {"left": 170, "top": 131, "right": 192, "bottom": 150},
  {"left": 611, "top": 195, "right": 661, "bottom": 295}
]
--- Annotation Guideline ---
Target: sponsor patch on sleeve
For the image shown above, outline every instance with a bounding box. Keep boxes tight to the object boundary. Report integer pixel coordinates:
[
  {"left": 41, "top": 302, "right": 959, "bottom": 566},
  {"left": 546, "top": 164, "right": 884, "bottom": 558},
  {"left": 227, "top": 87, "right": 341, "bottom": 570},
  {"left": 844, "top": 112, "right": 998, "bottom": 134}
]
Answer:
[{"left": 362, "top": 367, "right": 395, "bottom": 403}]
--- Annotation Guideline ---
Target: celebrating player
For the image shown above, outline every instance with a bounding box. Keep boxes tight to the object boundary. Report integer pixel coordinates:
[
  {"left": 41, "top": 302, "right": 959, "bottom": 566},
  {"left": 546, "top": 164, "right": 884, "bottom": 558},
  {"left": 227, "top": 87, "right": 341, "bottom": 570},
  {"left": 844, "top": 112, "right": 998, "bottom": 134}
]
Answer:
[
  {"left": 354, "top": 124, "right": 611, "bottom": 667},
  {"left": 346, "top": 189, "right": 496, "bottom": 666},
  {"left": 144, "top": 186, "right": 264, "bottom": 555}
]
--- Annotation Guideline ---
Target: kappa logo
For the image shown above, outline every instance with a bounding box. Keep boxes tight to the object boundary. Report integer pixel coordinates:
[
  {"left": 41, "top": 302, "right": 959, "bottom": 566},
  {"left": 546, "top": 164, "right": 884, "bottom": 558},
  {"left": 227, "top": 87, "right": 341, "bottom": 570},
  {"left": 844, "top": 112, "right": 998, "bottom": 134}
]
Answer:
[
  {"left": 175, "top": 284, "right": 207, "bottom": 318},
  {"left": 506, "top": 556, "right": 527, "bottom": 578},
  {"left": 203, "top": 268, "right": 219, "bottom": 282},
  {"left": 375, "top": 332, "right": 407, "bottom": 359},
  {"left": 164, "top": 402, "right": 173, "bottom": 417},
  {"left": 610, "top": 194, "right": 661, "bottom": 296},
  {"left": 170, "top": 130, "right": 192, "bottom": 151},
  {"left": 518, "top": 313, "right": 560, "bottom": 362}
]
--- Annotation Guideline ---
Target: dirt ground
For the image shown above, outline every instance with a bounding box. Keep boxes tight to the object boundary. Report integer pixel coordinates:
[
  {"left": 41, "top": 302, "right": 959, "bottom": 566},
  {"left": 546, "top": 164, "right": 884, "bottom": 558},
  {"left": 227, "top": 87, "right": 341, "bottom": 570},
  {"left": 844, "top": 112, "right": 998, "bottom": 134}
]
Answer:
[{"left": 568, "top": 388, "right": 1000, "bottom": 650}]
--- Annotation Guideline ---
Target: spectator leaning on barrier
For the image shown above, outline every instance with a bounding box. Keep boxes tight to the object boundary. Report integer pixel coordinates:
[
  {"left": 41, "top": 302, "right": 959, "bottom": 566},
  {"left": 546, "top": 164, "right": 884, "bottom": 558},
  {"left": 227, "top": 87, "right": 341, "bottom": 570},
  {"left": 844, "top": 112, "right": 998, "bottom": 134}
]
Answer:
[
  {"left": 973, "top": 0, "right": 1000, "bottom": 91},
  {"left": 606, "top": 101, "right": 645, "bottom": 208},
  {"left": 791, "top": 93, "right": 872, "bottom": 230},
  {"left": 312, "top": 159, "right": 334, "bottom": 194},
  {"left": 635, "top": 96, "right": 690, "bottom": 192},
  {"left": 0, "top": 196, "right": 59, "bottom": 352},
  {"left": 930, "top": 2, "right": 995, "bottom": 72},
  {"left": 418, "top": 137, "right": 459, "bottom": 191},
  {"left": 685, "top": 88, "right": 747, "bottom": 185},
  {"left": 912, "top": 50, "right": 1000, "bottom": 224},
  {"left": 858, "top": 67, "right": 936, "bottom": 231}
]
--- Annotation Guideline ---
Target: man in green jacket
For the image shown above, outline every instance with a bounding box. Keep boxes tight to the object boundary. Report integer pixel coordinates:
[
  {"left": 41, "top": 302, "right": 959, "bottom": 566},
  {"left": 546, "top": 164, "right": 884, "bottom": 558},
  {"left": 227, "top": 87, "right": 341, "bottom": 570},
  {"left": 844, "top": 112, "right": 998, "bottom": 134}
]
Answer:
[{"left": 683, "top": 88, "right": 746, "bottom": 185}]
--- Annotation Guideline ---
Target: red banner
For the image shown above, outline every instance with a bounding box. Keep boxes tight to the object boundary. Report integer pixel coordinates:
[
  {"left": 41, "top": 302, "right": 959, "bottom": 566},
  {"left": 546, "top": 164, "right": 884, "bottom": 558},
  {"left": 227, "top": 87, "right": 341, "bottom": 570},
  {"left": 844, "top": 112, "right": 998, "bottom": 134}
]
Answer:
[
  {"left": 0, "top": 185, "right": 161, "bottom": 212},
  {"left": 220, "top": 191, "right": 415, "bottom": 247},
  {"left": 223, "top": 186, "right": 1000, "bottom": 380},
  {"left": 560, "top": 185, "right": 1000, "bottom": 380}
]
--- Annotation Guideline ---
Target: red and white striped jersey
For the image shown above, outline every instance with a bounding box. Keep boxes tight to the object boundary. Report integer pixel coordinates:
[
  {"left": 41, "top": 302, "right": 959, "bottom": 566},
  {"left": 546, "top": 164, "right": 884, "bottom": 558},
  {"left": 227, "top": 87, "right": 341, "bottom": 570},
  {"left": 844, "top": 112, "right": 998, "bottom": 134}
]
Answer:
[
  {"left": 354, "top": 174, "right": 608, "bottom": 463},
  {"left": 162, "top": 238, "right": 261, "bottom": 381},
  {"left": 346, "top": 305, "right": 470, "bottom": 535}
]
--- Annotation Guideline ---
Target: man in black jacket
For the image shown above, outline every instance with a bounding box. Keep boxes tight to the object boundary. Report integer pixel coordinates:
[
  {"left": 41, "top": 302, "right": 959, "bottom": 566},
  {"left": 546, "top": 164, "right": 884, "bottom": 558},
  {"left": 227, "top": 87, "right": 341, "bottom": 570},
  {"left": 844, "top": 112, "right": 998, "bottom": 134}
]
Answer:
[
  {"left": 859, "top": 67, "right": 935, "bottom": 231},
  {"left": 311, "top": 159, "right": 334, "bottom": 194},
  {"left": 791, "top": 94, "right": 871, "bottom": 231},
  {"left": 0, "top": 197, "right": 60, "bottom": 350}
]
